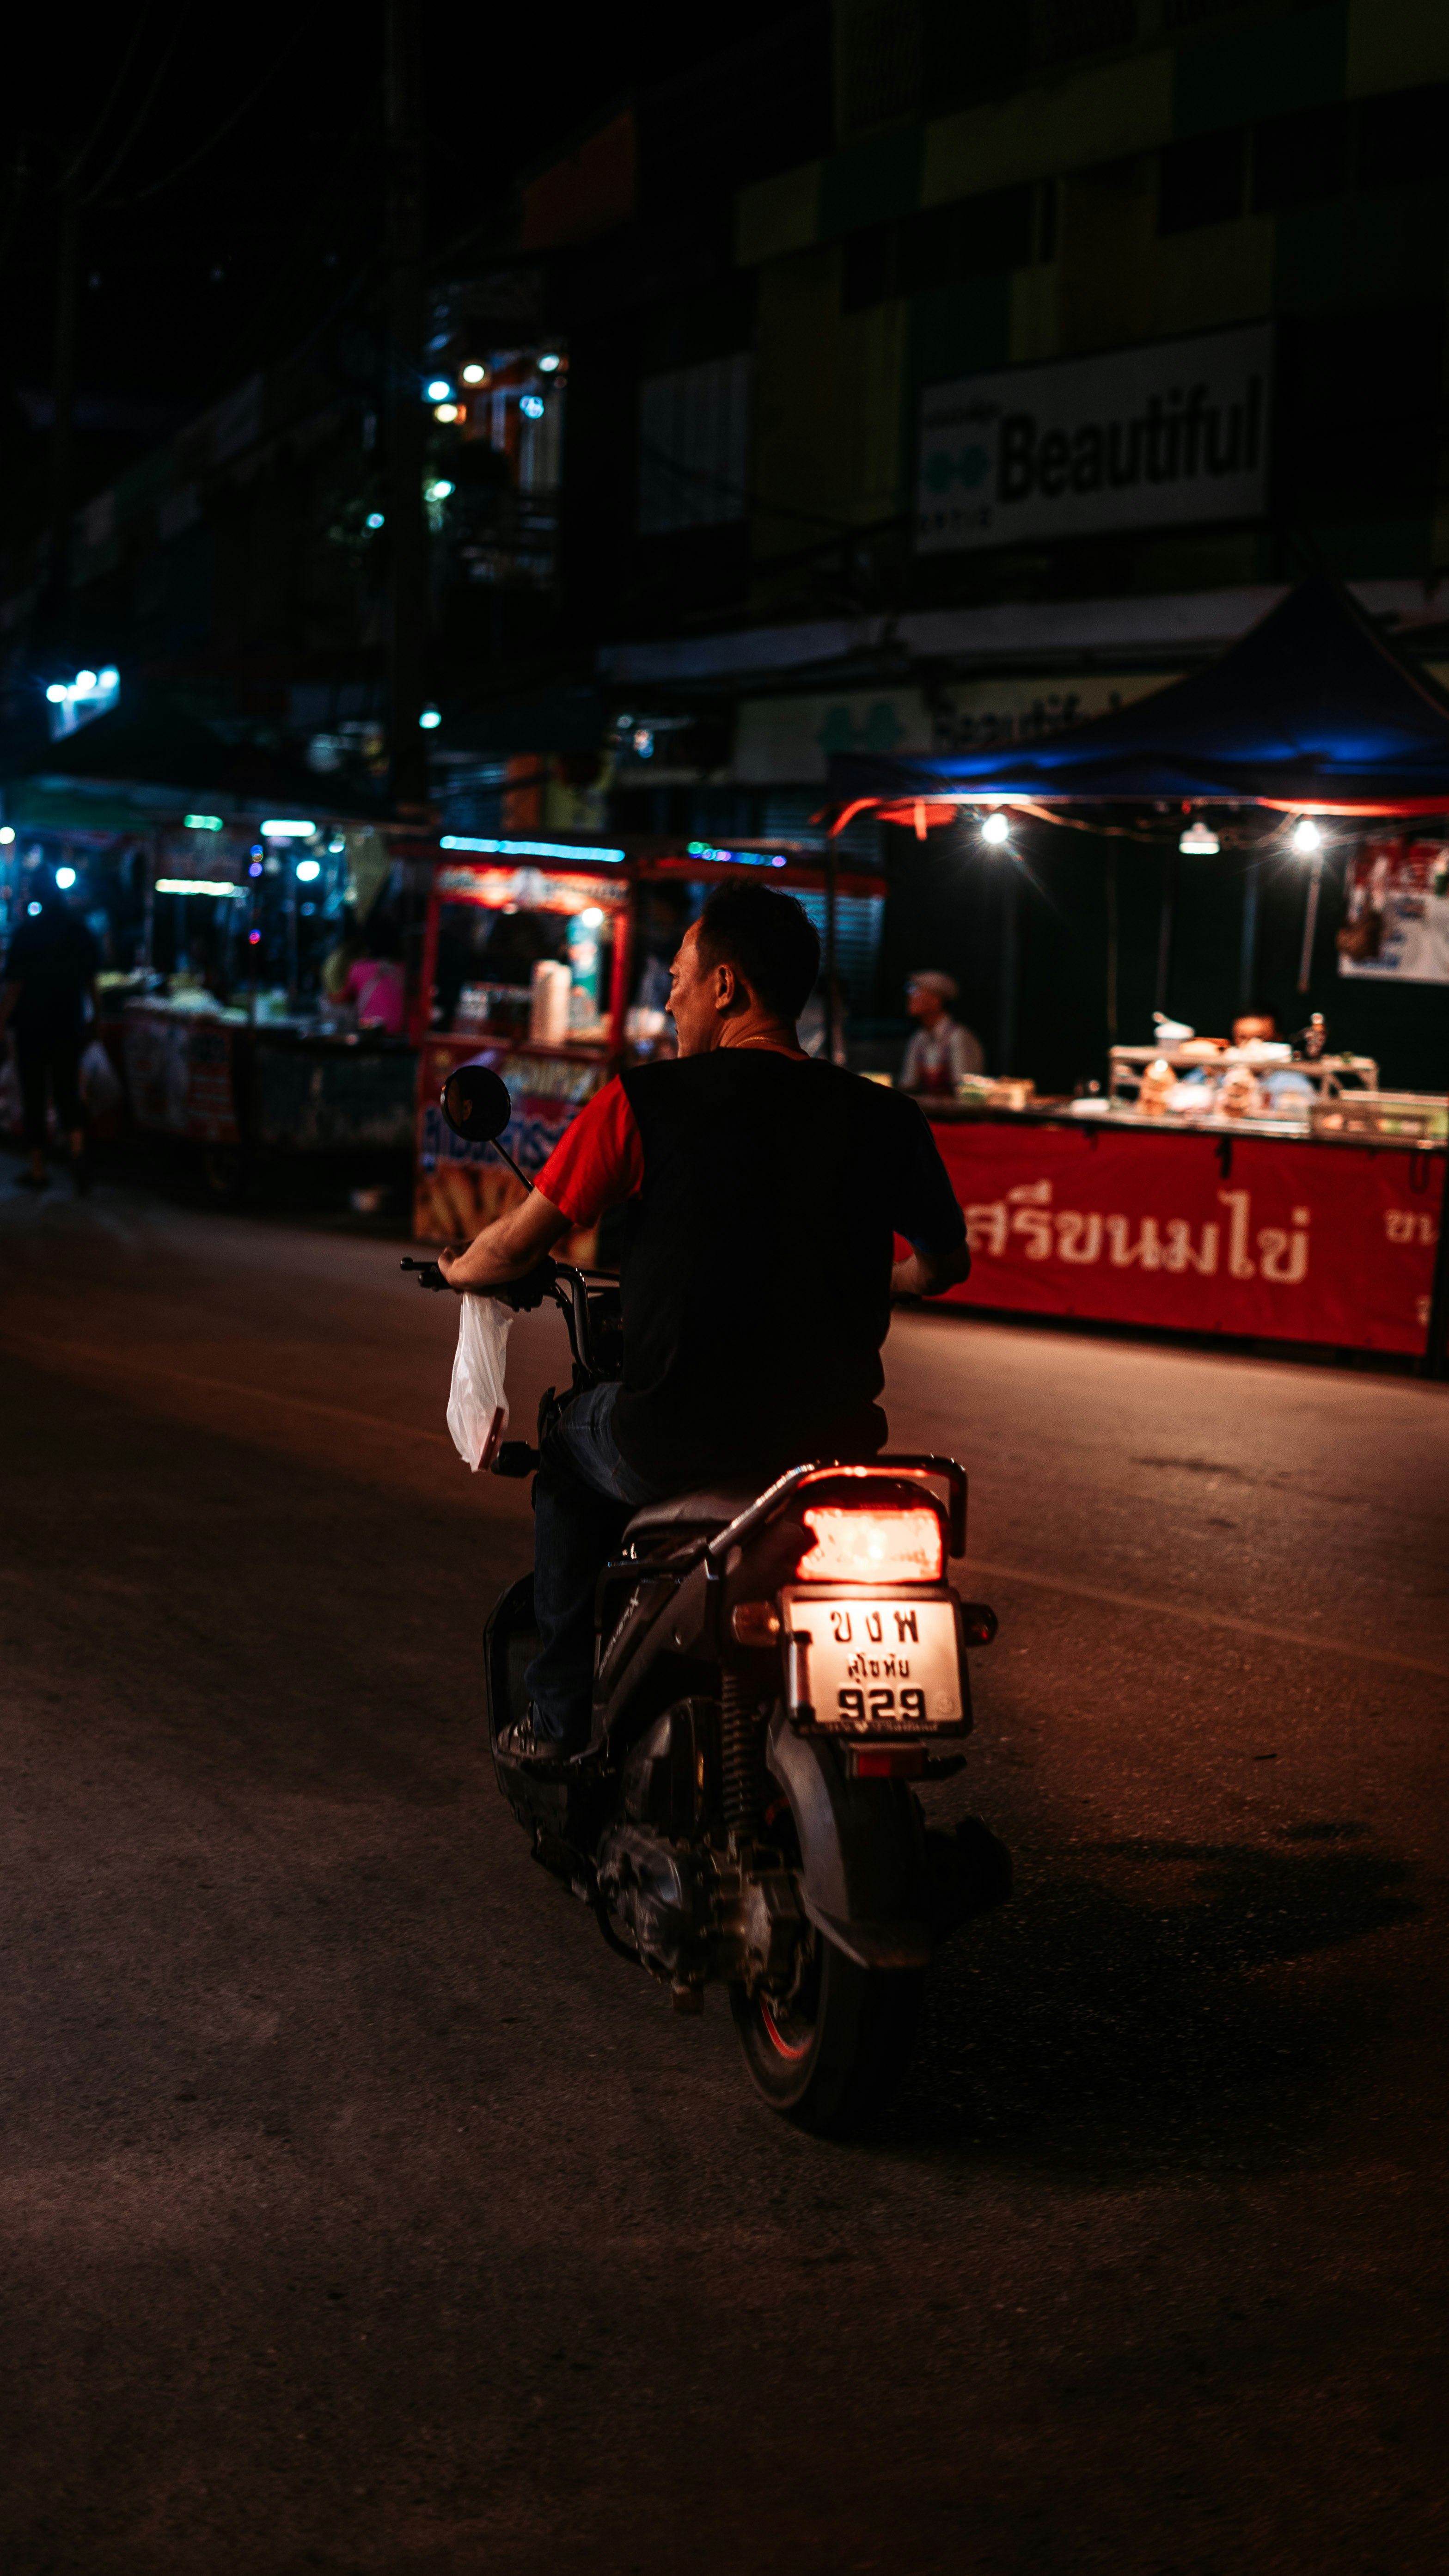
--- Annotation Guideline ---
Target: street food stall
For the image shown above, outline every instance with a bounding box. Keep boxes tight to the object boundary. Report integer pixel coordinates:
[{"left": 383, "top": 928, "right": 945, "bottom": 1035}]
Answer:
[
  {"left": 918, "top": 1089, "right": 1443, "bottom": 1358},
  {"left": 412, "top": 834, "right": 887, "bottom": 1245},
  {"left": 414, "top": 846, "right": 631, "bottom": 1254},
  {"left": 829, "top": 579, "right": 1449, "bottom": 1367},
  {"left": 104, "top": 815, "right": 418, "bottom": 1185}
]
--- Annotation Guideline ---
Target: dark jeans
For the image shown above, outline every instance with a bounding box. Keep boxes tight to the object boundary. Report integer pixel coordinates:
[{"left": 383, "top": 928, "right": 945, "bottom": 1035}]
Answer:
[
  {"left": 526, "top": 1380, "right": 665, "bottom": 1750},
  {"left": 16, "top": 1037, "right": 83, "bottom": 1153}
]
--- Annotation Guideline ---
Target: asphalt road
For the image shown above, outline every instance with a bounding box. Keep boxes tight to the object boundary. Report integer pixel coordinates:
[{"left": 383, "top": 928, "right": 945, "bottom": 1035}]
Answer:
[{"left": 1, "top": 1170, "right": 1446, "bottom": 2575}]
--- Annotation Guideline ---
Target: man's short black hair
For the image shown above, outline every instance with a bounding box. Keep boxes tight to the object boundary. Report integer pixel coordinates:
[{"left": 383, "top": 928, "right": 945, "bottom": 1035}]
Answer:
[{"left": 696, "top": 881, "right": 820, "bottom": 1023}]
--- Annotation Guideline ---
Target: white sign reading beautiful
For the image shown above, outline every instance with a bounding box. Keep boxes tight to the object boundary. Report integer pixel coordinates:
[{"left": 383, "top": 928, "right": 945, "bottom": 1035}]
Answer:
[{"left": 917, "top": 324, "right": 1273, "bottom": 554}]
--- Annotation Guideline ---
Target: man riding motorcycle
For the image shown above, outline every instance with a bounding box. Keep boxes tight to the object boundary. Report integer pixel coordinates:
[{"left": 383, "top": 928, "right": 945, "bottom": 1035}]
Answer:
[{"left": 437, "top": 881, "right": 971, "bottom": 1763}]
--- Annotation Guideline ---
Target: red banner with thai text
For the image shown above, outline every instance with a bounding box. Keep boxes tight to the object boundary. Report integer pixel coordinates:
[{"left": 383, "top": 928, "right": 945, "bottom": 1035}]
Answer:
[{"left": 923, "top": 1120, "right": 1442, "bottom": 1356}]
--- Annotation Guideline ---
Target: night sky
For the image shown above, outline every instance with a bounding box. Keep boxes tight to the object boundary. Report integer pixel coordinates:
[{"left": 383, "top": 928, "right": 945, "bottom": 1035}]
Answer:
[{"left": 2, "top": 2, "right": 796, "bottom": 512}]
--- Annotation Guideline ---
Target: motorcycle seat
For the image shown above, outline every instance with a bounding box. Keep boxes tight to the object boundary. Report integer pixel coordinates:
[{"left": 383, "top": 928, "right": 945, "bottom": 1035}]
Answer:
[{"left": 624, "top": 1482, "right": 764, "bottom": 1546}]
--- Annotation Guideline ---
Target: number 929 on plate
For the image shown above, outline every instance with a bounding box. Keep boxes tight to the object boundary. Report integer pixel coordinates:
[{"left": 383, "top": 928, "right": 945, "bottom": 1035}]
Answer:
[{"left": 782, "top": 1592, "right": 963, "bottom": 1729}]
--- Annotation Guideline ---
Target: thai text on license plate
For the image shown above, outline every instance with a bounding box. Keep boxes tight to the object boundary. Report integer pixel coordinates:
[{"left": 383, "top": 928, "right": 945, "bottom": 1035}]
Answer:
[{"left": 784, "top": 1593, "right": 962, "bottom": 1728}]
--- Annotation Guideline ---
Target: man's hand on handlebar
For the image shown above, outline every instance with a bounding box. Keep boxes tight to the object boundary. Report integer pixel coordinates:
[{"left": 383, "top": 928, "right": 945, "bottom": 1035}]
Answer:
[
  {"left": 487, "top": 1256, "right": 557, "bottom": 1311},
  {"left": 433, "top": 1186, "right": 574, "bottom": 1294}
]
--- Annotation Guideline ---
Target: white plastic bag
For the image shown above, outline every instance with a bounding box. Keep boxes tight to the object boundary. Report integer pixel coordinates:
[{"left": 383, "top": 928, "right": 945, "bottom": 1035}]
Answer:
[
  {"left": 446, "top": 1294, "right": 515, "bottom": 1471},
  {"left": 79, "top": 1038, "right": 123, "bottom": 1113}
]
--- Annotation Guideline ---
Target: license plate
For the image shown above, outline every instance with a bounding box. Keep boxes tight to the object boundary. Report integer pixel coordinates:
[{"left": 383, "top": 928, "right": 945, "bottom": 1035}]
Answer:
[{"left": 782, "top": 1592, "right": 963, "bottom": 1729}]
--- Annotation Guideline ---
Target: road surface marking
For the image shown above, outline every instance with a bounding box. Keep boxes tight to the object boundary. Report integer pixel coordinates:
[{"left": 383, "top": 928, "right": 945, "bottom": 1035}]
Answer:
[
  {"left": 963, "top": 1557, "right": 1449, "bottom": 1682},
  {"left": 0, "top": 1333, "right": 453, "bottom": 1447}
]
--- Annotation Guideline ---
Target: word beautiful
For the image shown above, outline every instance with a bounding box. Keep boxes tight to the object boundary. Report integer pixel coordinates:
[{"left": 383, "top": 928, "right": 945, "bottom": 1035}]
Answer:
[
  {"left": 996, "top": 377, "right": 1263, "bottom": 508},
  {"left": 917, "top": 323, "right": 1272, "bottom": 553},
  {"left": 967, "top": 1178, "right": 1309, "bottom": 1285}
]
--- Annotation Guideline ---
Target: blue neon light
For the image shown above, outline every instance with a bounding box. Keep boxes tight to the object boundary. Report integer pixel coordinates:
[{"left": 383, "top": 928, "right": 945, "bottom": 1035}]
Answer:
[
  {"left": 438, "top": 834, "right": 625, "bottom": 864},
  {"left": 686, "top": 841, "right": 788, "bottom": 868}
]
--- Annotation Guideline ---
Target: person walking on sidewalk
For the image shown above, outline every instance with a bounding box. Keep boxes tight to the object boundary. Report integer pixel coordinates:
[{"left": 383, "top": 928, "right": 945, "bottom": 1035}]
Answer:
[{"left": 0, "top": 874, "right": 100, "bottom": 1192}]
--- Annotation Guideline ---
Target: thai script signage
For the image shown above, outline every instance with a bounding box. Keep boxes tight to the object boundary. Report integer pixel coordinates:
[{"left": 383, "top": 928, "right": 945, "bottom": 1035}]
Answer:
[
  {"left": 924, "top": 1123, "right": 1439, "bottom": 1357},
  {"left": 917, "top": 325, "right": 1272, "bottom": 555}
]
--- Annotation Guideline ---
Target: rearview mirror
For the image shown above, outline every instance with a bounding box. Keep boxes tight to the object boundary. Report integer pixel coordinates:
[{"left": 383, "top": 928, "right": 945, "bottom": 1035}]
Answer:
[{"left": 441, "top": 1064, "right": 512, "bottom": 1141}]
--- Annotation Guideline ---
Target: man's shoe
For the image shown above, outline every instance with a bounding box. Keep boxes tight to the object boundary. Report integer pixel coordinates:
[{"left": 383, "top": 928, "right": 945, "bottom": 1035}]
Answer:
[{"left": 495, "top": 1713, "right": 587, "bottom": 1773}]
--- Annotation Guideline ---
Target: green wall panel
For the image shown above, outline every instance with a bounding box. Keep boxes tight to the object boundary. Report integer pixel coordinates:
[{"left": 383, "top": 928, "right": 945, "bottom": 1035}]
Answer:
[
  {"left": 1274, "top": 186, "right": 1449, "bottom": 313},
  {"left": 818, "top": 127, "right": 924, "bottom": 241},
  {"left": 1173, "top": 1, "right": 1347, "bottom": 136},
  {"left": 1341, "top": 186, "right": 1449, "bottom": 310},
  {"left": 1272, "top": 197, "right": 1351, "bottom": 312},
  {"left": 906, "top": 275, "right": 1013, "bottom": 391}
]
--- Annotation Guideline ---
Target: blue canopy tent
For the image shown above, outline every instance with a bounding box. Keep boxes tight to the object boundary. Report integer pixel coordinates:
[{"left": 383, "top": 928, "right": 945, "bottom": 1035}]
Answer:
[{"left": 827, "top": 576, "right": 1449, "bottom": 824}]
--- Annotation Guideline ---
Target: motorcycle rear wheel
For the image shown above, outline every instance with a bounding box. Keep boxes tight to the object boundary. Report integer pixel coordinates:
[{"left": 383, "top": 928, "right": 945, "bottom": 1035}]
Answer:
[{"left": 730, "top": 1930, "right": 922, "bottom": 2136}]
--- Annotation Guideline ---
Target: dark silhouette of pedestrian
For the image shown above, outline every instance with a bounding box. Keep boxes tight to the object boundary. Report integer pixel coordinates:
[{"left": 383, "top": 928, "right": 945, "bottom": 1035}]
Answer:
[{"left": 0, "top": 873, "right": 101, "bottom": 1192}]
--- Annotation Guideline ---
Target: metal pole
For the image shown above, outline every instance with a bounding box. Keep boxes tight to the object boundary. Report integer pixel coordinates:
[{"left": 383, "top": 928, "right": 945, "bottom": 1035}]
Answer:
[
  {"left": 1297, "top": 852, "right": 1323, "bottom": 993},
  {"left": 385, "top": 0, "right": 428, "bottom": 814},
  {"left": 1154, "top": 845, "right": 1176, "bottom": 1018},
  {"left": 286, "top": 860, "right": 299, "bottom": 1006},
  {"left": 1238, "top": 854, "right": 1259, "bottom": 1010},
  {"left": 823, "top": 842, "right": 838, "bottom": 1061},
  {"left": 999, "top": 861, "right": 1019, "bottom": 1074},
  {"left": 1105, "top": 847, "right": 1118, "bottom": 1043}
]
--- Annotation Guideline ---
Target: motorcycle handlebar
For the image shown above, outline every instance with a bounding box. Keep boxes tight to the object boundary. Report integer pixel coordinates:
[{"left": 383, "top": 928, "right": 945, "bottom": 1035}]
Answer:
[{"left": 399, "top": 1254, "right": 559, "bottom": 1307}]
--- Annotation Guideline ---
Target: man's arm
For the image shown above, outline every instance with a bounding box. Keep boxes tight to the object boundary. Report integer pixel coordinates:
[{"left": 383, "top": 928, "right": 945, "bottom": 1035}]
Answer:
[
  {"left": 436, "top": 1075, "right": 644, "bottom": 1292},
  {"left": 892, "top": 1240, "right": 971, "bottom": 1298},
  {"left": 0, "top": 981, "right": 19, "bottom": 1041},
  {"left": 887, "top": 1095, "right": 971, "bottom": 1299},
  {"left": 437, "top": 1186, "right": 572, "bottom": 1290}
]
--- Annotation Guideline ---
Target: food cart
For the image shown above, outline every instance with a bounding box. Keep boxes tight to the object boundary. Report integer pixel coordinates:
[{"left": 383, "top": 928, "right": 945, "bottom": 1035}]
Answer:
[
  {"left": 830, "top": 577, "right": 1449, "bottom": 1367},
  {"left": 414, "top": 848, "right": 631, "bottom": 1257},
  {"left": 411, "top": 834, "right": 886, "bottom": 1246},
  {"left": 918, "top": 1085, "right": 1443, "bottom": 1358},
  {"left": 102, "top": 817, "right": 420, "bottom": 1188}
]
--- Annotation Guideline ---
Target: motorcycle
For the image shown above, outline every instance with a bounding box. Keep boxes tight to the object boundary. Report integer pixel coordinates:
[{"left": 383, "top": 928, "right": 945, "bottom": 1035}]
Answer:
[{"left": 407, "top": 1065, "right": 1011, "bottom": 2134}]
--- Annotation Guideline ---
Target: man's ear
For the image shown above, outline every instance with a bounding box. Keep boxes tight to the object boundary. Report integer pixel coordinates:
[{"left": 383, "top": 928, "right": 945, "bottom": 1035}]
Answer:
[{"left": 713, "top": 958, "right": 739, "bottom": 1013}]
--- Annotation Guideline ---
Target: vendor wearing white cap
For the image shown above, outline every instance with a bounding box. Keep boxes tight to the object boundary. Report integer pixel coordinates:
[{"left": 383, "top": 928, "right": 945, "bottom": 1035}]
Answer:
[{"left": 900, "top": 971, "right": 984, "bottom": 1098}]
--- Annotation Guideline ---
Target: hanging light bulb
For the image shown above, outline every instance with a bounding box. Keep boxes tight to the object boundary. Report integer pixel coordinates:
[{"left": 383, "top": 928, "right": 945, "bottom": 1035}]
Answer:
[
  {"left": 1179, "top": 818, "right": 1220, "bottom": 855},
  {"left": 1291, "top": 817, "right": 1322, "bottom": 855},
  {"left": 980, "top": 810, "right": 1010, "bottom": 846}
]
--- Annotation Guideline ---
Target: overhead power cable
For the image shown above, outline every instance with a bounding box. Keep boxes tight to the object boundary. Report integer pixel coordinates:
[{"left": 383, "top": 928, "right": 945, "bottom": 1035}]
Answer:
[
  {"left": 110, "top": 1, "right": 325, "bottom": 206},
  {"left": 57, "top": 0, "right": 157, "bottom": 191},
  {"left": 79, "top": 6, "right": 190, "bottom": 209}
]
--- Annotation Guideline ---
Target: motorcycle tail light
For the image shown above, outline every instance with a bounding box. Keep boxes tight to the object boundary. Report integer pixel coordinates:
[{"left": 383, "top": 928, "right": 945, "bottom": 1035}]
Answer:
[{"left": 797, "top": 1507, "right": 944, "bottom": 1584}]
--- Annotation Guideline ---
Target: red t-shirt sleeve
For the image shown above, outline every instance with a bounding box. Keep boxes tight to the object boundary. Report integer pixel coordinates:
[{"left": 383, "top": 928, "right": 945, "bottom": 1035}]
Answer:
[{"left": 535, "top": 1076, "right": 644, "bottom": 1224}]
